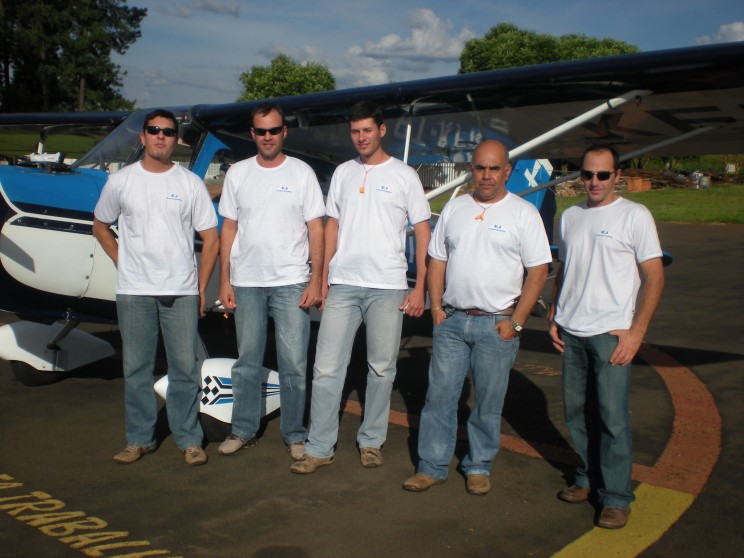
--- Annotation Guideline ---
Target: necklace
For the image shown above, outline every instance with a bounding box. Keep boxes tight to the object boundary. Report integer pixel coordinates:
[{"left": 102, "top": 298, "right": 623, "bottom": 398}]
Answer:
[
  {"left": 359, "top": 161, "right": 374, "bottom": 194},
  {"left": 473, "top": 198, "right": 495, "bottom": 221}
]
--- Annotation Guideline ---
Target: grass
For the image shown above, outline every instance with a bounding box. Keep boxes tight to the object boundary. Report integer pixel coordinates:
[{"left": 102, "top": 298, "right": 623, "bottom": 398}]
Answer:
[{"left": 556, "top": 184, "right": 744, "bottom": 224}]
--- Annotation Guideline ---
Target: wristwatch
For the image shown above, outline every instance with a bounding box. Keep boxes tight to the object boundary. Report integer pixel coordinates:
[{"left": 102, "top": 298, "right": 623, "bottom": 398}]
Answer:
[{"left": 510, "top": 318, "right": 523, "bottom": 334}]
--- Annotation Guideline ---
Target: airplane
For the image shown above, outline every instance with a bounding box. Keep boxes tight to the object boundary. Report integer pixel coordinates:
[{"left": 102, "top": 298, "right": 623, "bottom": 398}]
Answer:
[{"left": 1, "top": 42, "right": 742, "bottom": 438}]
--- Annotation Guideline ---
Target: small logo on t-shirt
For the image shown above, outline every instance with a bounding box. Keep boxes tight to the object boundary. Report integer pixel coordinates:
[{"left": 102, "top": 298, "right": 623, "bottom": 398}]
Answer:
[
  {"left": 276, "top": 185, "right": 292, "bottom": 193},
  {"left": 376, "top": 185, "right": 392, "bottom": 193},
  {"left": 596, "top": 229, "right": 612, "bottom": 238},
  {"left": 488, "top": 224, "right": 505, "bottom": 232},
  {"left": 166, "top": 193, "right": 183, "bottom": 202}
]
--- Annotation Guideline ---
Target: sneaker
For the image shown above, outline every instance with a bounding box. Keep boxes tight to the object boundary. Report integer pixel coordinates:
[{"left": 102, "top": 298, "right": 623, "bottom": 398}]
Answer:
[
  {"left": 290, "top": 454, "right": 334, "bottom": 474},
  {"left": 183, "top": 446, "right": 208, "bottom": 466},
  {"left": 218, "top": 434, "right": 257, "bottom": 456},
  {"left": 402, "top": 473, "right": 446, "bottom": 492},
  {"left": 466, "top": 474, "right": 490, "bottom": 495},
  {"left": 597, "top": 507, "right": 630, "bottom": 529},
  {"left": 113, "top": 445, "right": 156, "bottom": 464},
  {"left": 287, "top": 441, "right": 306, "bottom": 461},
  {"left": 557, "top": 484, "right": 590, "bottom": 504},
  {"left": 360, "top": 447, "right": 383, "bottom": 468}
]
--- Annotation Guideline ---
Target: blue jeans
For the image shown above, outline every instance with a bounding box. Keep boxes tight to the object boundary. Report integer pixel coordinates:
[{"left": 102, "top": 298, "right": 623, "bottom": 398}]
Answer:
[
  {"left": 304, "top": 285, "right": 407, "bottom": 458},
  {"left": 561, "top": 330, "right": 635, "bottom": 509},
  {"left": 116, "top": 294, "right": 203, "bottom": 450},
  {"left": 231, "top": 284, "right": 310, "bottom": 444},
  {"left": 417, "top": 311, "right": 518, "bottom": 479}
]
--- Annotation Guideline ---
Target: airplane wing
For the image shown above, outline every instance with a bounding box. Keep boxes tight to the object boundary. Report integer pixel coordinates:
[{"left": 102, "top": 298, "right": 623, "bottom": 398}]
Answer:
[{"left": 193, "top": 42, "right": 744, "bottom": 165}]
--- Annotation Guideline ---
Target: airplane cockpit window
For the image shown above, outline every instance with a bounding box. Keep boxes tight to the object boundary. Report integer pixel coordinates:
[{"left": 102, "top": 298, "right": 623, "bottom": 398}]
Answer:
[
  {"left": 72, "top": 109, "right": 203, "bottom": 174},
  {"left": 203, "top": 149, "right": 251, "bottom": 201}
]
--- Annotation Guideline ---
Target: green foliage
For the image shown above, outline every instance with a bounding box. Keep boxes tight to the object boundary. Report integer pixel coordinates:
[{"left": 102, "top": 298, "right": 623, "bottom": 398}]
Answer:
[
  {"left": 0, "top": 0, "right": 146, "bottom": 111},
  {"left": 237, "top": 54, "right": 336, "bottom": 101},
  {"left": 556, "top": 184, "right": 744, "bottom": 224},
  {"left": 459, "top": 23, "right": 640, "bottom": 73}
]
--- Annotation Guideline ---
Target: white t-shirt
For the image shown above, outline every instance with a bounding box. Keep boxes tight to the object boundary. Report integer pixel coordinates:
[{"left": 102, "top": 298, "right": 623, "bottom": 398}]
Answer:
[
  {"left": 326, "top": 156, "right": 431, "bottom": 289},
  {"left": 94, "top": 161, "right": 218, "bottom": 295},
  {"left": 218, "top": 156, "right": 325, "bottom": 287},
  {"left": 555, "top": 197, "right": 663, "bottom": 336},
  {"left": 428, "top": 192, "right": 552, "bottom": 312}
]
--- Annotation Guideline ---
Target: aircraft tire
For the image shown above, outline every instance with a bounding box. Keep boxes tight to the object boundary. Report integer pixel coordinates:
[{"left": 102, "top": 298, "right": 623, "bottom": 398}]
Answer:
[
  {"left": 199, "top": 412, "right": 231, "bottom": 443},
  {"left": 10, "top": 361, "right": 65, "bottom": 386}
]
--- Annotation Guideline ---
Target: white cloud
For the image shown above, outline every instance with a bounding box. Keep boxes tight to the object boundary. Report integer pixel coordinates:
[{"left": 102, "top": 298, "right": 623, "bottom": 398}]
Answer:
[
  {"left": 333, "top": 9, "right": 474, "bottom": 87},
  {"left": 360, "top": 8, "right": 475, "bottom": 62},
  {"left": 156, "top": 0, "right": 240, "bottom": 18},
  {"left": 695, "top": 21, "right": 744, "bottom": 45}
]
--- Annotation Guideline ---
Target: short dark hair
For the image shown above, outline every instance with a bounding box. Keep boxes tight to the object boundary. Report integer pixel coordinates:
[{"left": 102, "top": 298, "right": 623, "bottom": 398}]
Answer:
[
  {"left": 251, "top": 102, "right": 285, "bottom": 127},
  {"left": 349, "top": 100, "right": 384, "bottom": 127},
  {"left": 143, "top": 109, "right": 178, "bottom": 133},
  {"left": 581, "top": 145, "right": 620, "bottom": 170}
]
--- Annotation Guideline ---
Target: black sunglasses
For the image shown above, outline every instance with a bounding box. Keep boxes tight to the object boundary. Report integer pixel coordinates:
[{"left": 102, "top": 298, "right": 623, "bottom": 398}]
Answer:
[
  {"left": 253, "top": 126, "right": 284, "bottom": 136},
  {"left": 145, "top": 125, "right": 177, "bottom": 138},
  {"left": 580, "top": 170, "right": 615, "bottom": 181}
]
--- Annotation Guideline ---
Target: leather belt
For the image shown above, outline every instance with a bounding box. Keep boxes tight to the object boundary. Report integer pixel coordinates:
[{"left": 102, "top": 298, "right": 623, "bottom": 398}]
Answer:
[{"left": 453, "top": 306, "right": 514, "bottom": 316}]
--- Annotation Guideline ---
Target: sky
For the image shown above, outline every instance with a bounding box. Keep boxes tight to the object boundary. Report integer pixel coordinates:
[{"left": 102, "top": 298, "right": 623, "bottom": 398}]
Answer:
[{"left": 113, "top": 0, "right": 744, "bottom": 108}]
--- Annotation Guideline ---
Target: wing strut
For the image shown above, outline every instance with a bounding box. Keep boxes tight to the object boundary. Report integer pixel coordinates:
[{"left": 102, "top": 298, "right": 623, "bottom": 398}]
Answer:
[
  {"left": 513, "top": 125, "right": 715, "bottom": 198},
  {"left": 426, "top": 89, "right": 651, "bottom": 202}
]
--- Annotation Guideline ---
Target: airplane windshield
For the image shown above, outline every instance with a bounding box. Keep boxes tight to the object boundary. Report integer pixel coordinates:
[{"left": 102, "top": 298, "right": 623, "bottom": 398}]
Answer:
[{"left": 72, "top": 109, "right": 202, "bottom": 173}]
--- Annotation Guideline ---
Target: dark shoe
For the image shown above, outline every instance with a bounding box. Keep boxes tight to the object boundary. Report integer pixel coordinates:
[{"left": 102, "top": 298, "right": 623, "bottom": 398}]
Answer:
[
  {"left": 218, "top": 434, "right": 257, "bottom": 456},
  {"left": 183, "top": 446, "right": 208, "bottom": 466},
  {"left": 597, "top": 507, "right": 630, "bottom": 529},
  {"left": 466, "top": 474, "right": 490, "bottom": 495},
  {"left": 558, "top": 485, "right": 590, "bottom": 503},
  {"left": 360, "top": 447, "right": 383, "bottom": 468},
  {"left": 290, "top": 454, "right": 334, "bottom": 474},
  {"left": 113, "top": 445, "right": 156, "bottom": 464},
  {"left": 402, "top": 473, "right": 446, "bottom": 492}
]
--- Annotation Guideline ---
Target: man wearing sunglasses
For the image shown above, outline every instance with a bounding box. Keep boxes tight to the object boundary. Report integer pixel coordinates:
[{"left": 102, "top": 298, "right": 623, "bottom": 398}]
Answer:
[
  {"left": 549, "top": 145, "right": 665, "bottom": 529},
  {"left": 93, "top": 109, "right": 219, "bottom": 466},
  {"left": 217, "top": 102, "right": 325, "bottom": 461}
]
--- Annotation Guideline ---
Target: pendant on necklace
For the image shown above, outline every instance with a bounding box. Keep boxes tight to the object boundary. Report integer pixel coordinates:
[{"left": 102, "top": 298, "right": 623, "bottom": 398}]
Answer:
[
  {"left": 359, "top": 186, "right": 365, "bottom": 194},
  {"left": 475, "top": 213, "right": 484, "bottom": 221}
]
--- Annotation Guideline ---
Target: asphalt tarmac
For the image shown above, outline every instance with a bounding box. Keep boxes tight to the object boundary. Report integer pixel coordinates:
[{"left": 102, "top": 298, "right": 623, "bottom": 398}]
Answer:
[{"left": 1, "top": 222, "right": 742, "bottom": 558}]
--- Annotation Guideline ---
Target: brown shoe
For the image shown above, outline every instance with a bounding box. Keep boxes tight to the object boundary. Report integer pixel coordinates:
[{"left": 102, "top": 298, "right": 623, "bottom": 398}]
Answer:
[
  {"left": 360, "top": 447, "right": 383, "bottom": 468},
  {"left": 402, "top": 473, "right": 446, "bottom": 492},
  {"left": 290, "top": 454, "right": 334, "bottom": 474},
  {"left": 466, "top": 474, "right": 490, "bottom": 495},
  {"left": 597, "top": 507, "right": 630, "bottom": 529},
  {"left": 113, "top": 445, "right": 156, "bottom": 464},
  {"left": 183, "top": 446, "right": 208, "bottom": 466},
  {"left": 558, "top": 484, "right": 590, "bottom": 503}
]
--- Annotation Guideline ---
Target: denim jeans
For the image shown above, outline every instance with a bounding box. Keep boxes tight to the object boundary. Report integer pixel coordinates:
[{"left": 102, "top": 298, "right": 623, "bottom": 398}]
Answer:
[
  {"left": 116, "top": 294, "right": 203, "bottom": 449},
  {"left": 417, "top": 311, "right": 518, "bottom": 479},
  {"left": 561, "top": 329, "right": 635, "bottom": 509},
  {"left": 304, "top": 285, "right": 407, "bottom": 458},
  {"left": 231, "top": 284, "right": 310, "bottom": 444}
]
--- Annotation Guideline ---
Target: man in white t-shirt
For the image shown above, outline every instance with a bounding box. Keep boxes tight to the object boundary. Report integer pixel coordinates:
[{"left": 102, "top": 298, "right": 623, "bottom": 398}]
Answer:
[
  {"left": 549, "top": 145, "right": 664, "bottom": 529},
  {"left": 402, "top": 140, "right": 551, "bottom": 495},
  {"left": 291, "top": 100, "right": 431, "bottom": 474},
  {"left": 93, "top": 109, "right": 219, "bottom": 466},
  {"left": 216, "top": 102, "right": 325, "bottom": 460}
]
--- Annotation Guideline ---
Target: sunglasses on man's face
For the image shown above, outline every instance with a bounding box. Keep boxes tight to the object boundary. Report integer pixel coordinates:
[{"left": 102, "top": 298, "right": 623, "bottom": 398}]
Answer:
[
  {"left": 145, "top": 125, "right": 177, "bottom": 137},
  {"left": 253, "top": 126, "right": 284, "bottom": 137},
  {"left": 580, "top": 170, "right": 615, "bottom": 181}
]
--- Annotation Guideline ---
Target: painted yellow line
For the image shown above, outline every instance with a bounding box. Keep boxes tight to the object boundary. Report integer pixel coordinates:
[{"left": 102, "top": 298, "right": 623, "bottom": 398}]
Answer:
[{"left": 552, "top": 484, "right": 695, "bottom": 558}]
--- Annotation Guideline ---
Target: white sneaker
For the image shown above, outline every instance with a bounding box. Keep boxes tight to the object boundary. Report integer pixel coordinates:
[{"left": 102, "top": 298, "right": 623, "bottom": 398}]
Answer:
[{"left": 218, "top": 434, "right": 257, "bottom": 455}]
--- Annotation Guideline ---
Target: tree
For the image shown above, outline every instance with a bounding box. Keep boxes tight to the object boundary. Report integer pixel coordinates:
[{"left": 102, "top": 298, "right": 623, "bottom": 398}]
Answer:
[
  {"left": 0, "top": 0, "right": 146, "bottom": 112},
  {"left": 238, "top": 54, "right": 335, "bottom": 102},
  {"left": 459, "top": 23, "right": 639, "bottom": 73}
]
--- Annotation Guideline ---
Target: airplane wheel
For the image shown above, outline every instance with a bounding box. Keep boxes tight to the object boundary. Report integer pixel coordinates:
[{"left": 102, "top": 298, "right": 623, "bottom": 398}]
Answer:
[
  {"left": 10, "top": 361, "right": 64, "bottom": 386},
  {"left": 199, "top": 413, "right": 231, "bottom": 443}
]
